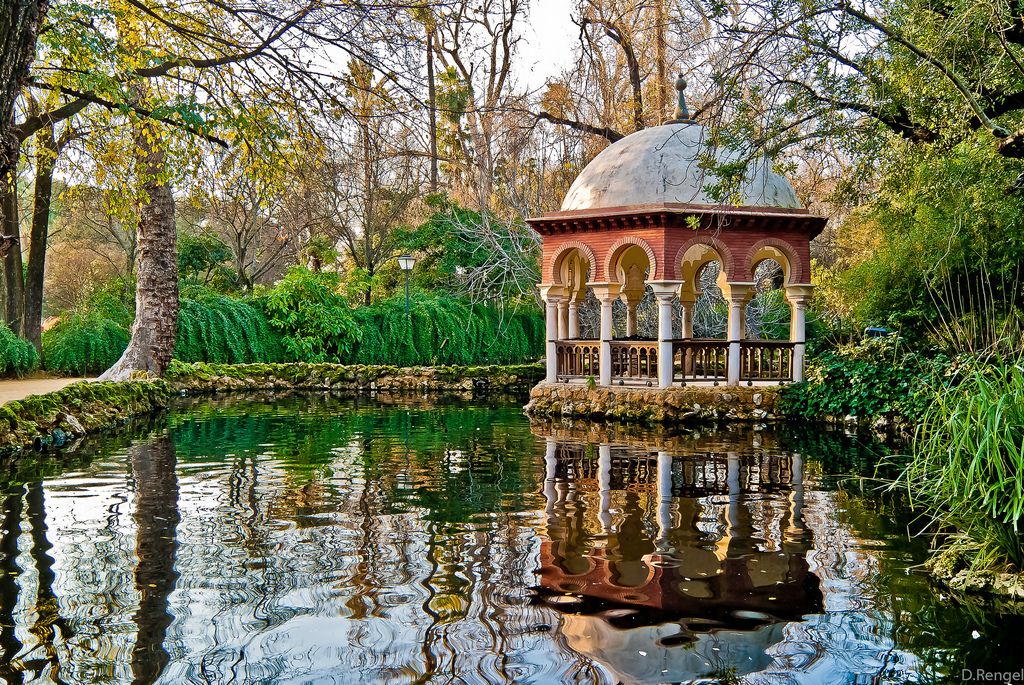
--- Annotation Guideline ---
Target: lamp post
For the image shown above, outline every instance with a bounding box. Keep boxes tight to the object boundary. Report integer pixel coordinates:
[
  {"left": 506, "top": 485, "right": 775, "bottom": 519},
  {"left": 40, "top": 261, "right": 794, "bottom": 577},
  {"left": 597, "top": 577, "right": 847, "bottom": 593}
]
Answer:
[{"left": 397, "top": 254, "right": 415, "bottom": 315}]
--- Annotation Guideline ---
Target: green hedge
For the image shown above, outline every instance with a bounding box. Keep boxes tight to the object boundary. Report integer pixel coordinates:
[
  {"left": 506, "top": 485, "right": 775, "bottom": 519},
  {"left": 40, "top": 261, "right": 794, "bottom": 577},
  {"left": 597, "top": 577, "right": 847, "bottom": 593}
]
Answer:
[
  {"left": 42, "top": 312, "right": 129, "bottom": 376},
  {"left": 43, "top": 289, "right": 542, "bottom": 374},
  {"left": 0, "top": 323, "right": 39, "bottom": 377},
  {"left": 43, "top": 295, "right": 284, "bottom": 375},
  {"left": 175, "top": 295, "right": 283, "bottom": 364},
  {"left": 344, "top": 294, "right": 544, "bottom": 366}
]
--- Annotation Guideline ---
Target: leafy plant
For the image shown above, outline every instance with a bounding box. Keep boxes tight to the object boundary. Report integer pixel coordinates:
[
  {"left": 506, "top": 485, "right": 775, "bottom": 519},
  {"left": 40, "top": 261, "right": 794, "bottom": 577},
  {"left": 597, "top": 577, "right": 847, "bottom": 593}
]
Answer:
[
  {"left": 258, "top": 266, "right": 359, "bottom": 362},
  {"left": 343, "top": 292, "right": 543, "bottom": 366},
  {"left": 895, "top": 358, "right": 1024, "bottom": 569}
]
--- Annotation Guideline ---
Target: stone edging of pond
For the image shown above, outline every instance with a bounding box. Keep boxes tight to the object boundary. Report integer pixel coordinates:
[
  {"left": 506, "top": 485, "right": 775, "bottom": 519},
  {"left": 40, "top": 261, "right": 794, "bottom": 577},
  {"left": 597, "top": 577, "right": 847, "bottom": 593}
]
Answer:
[
  {"left": 524, "top": 382, "right": 781, "bottom": 423},
  {"left": 164, "top": 361, "right": 544, "bottom": 394},
  {"left": 925, "top": 543, "right": 1024, "bottom": 600},
  {"left": 0, "top": 361, "right": 545, "bottom": 455}
]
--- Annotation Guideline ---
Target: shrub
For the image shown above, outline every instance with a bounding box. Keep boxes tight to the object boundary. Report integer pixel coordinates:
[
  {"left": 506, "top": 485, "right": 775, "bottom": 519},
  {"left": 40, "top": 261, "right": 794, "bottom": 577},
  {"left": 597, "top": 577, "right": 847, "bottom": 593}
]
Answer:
[
  {"left": 0, "top": 324, "right": 39, "bottom": 377},
  {"left": 779, "top": 336, "right": 948, "bottom": 420},
  {"left": 175, "top": 294, "right": 283, "bottom": 364},
  {"left": 42, "top": 312, "right": 128, "bottom": 376},
  {"left": 258, "top": 267, "right": 359, "bottom": 362},
  {"left": 345, "top": 293, "right": 543, "bottom": 366}
]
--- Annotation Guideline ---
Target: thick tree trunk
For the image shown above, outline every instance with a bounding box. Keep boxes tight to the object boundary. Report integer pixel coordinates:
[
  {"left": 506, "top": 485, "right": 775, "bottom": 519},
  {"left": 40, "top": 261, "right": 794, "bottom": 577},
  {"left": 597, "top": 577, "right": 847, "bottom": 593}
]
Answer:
[
  {"left": 23, "top": 125, "right": 56, "bottom": 351},
  {"left": 100, "top": 123, "right": 178, "bottom": 380},
  {"left": 1, "top": 0, "right": 46, "bottom": 176},
  {"left": 2, "top": 170, "right": 24, "bottom": 332}
]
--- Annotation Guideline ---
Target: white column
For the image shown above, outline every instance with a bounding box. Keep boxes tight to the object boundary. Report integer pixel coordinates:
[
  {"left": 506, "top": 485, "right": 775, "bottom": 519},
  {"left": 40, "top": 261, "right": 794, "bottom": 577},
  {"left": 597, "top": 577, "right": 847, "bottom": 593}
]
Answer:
[
  {"left": 679, "top": 293, "right": 696, "bottom": 340},
  {"left": 557, "top": 299, "right": 569, "bottom": 340},
  {"left": 786, "top": 285, "right": 814, "bottom": 383},
  {"left": 625, "top": 301, "right": 638, "bottom": 337},
  {"left": 592, "top": 284, "right": 619, "bottom": 386},
  {"left": 650, "top": 282, "right": 679, "bottom": 389},
  {"left": 541, "top": 287, "right": 566, "bottom": 383},
  {"left": 789, "top": 452, "right": 804, "bottom": 535},
  {"left": 725, "top": 283, "right": 754, "bottom": 386},
  {"left": 567, "top": 301, "right": 580, "bottom": 339}
]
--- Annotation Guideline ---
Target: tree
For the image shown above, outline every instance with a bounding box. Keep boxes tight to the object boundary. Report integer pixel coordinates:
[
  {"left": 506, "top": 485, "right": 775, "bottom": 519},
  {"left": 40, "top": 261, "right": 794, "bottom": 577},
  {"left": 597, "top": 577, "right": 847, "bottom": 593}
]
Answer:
[
  {"left": 696, "top": 0, "right": 1024, "bottom": 172},
  {"left": 12, "top": 0, "right": 429, "bottom": 378},
  {"left": 0, "top": 0, "right": 45, "bottom": 176},
  {"left": 433, "top": 0, "right": 527, "bottom": 209}
]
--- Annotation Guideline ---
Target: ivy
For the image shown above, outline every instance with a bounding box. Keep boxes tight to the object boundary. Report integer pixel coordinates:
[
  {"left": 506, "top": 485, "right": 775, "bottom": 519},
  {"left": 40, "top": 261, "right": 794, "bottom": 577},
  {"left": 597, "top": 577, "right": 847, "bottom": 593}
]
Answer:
[{"left": 779, "top": 336, "right": 948, "bottom": 420}]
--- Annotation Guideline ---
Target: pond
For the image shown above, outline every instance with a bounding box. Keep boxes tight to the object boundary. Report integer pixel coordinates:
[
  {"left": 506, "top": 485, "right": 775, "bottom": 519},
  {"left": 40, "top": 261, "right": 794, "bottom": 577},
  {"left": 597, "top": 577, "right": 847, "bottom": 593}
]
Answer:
[{"left": 0, "top": 394, "right": 1021, "bottom": 684}]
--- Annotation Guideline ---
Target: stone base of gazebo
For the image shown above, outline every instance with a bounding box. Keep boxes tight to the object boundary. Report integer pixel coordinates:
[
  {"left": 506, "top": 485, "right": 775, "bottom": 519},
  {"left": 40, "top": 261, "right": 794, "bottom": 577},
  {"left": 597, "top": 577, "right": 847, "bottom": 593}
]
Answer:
[{"left": 524, "top": 382, "right": 783, "bottom": 424}]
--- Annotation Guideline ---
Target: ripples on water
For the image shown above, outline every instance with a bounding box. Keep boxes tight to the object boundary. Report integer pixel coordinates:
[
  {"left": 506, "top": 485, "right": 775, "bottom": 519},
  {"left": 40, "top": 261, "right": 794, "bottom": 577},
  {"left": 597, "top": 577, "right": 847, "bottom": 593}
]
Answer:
[{"left": 0, "top": 395, "right": 1021, "bottom": 684}]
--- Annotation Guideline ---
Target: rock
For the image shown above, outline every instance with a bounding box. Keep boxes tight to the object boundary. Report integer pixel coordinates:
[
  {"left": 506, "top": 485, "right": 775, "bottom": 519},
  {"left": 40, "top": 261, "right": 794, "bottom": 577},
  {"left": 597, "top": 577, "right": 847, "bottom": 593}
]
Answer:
[
  {"left": 753, "top": 393, "right": 763, "bottom": 406},
  {"left": 63, "top": 413, "right": 86, "bottom": 435}
]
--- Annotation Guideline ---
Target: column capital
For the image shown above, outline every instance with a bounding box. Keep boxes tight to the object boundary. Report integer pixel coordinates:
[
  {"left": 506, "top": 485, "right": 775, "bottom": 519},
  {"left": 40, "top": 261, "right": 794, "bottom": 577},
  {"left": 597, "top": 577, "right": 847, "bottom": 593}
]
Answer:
[
  {"left": 648, "top": 280, "right": 683, "bottom": 301},
  {"left": 539, "top": 284, "right": 569, "bottom": 301},
  {"left": 589, "top": 282, "right": 620, "bottom": 302},
  {"left": 785, "top": 283, "right": 815, "bottom": 305},
  {"left": 723, "top": 281, "right": 756, "bottom": 302}
]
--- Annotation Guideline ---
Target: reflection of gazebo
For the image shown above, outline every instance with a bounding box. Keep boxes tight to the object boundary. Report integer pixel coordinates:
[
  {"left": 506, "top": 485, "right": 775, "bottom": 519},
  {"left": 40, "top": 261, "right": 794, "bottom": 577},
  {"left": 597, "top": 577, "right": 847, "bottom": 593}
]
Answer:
[
  {"left": 528, "top": 77, "right": 826, "bottom": 388},
  {"left": 534, "top": 433, "right": 823, "bottom": 683}
]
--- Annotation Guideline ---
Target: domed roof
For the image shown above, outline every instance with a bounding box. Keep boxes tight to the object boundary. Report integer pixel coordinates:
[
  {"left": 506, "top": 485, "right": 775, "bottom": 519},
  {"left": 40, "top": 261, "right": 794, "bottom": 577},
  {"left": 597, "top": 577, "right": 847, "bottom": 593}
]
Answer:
[{"left": 560, "top": 122, "right": 802, "bottom": 212}]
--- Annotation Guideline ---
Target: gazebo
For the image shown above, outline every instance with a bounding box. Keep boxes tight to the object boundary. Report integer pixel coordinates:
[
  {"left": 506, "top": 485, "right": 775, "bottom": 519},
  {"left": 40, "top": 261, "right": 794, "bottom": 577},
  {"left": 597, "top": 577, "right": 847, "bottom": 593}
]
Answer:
[{"left": 527, "top": 77, "right": 826, "bottom": 388}]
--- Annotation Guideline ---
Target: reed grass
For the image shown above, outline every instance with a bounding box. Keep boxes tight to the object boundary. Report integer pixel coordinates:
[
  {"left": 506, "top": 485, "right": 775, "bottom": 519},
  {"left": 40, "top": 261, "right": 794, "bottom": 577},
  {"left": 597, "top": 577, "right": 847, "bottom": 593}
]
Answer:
[{"left": 892, "top": 268, "right": 1024, "bottom": 572}]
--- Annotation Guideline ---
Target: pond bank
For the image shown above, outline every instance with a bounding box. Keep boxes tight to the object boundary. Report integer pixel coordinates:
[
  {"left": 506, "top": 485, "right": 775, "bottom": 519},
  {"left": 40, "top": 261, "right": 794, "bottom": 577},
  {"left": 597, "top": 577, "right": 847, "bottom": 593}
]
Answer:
[
  {"left": 0, "top": 361, "right": 544, "bottom": 454},
  {"left": 524, "top": 382, "right": 783, "bottom": 423}
]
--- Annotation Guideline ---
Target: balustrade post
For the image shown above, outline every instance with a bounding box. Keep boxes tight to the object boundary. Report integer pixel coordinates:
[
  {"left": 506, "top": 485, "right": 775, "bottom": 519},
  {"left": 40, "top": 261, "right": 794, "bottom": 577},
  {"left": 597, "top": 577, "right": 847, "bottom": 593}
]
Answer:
[
  {"left": 591, "top": 284, "right": 619, "bottom": 386},
  {"left": 650, "top": 282, "right": 681, "bottom": 389},
  {"left": 785, "top": 284, "right": 814, "bottom": 383},
  {"left": 725, "top": 283, "right": 755, "bottom": 386}
]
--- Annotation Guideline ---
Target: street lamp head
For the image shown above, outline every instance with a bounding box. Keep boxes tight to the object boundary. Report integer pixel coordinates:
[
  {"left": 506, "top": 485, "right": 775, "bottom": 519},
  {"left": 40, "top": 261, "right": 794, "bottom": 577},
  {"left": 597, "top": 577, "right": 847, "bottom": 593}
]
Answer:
[{"left": 397, "top": 254, "right": 415, "bottom": 271}]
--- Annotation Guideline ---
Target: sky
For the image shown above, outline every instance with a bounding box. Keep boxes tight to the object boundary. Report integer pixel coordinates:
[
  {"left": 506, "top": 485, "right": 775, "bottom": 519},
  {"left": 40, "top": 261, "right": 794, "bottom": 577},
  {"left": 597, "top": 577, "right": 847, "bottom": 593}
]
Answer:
[{"left": 517, "top": 0, "right": 579, "bottom": 90}]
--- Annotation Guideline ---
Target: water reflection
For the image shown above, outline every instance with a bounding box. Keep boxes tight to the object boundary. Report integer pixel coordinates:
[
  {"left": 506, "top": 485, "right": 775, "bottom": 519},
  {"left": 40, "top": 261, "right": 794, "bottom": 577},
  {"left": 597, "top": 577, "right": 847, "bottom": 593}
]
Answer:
[
  {"left": 535, "top": 430, "right": 821, "bottom": 683},
  {"left": 0, "top": 396, "right": 1019, "bottom": 684}
]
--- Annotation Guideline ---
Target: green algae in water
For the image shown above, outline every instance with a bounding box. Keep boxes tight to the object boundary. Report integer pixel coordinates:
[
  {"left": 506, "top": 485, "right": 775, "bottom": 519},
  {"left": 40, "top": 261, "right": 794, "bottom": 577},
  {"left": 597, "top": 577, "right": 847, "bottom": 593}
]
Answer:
[{"left": 0, "top": 394, "right": 1020, "bottom": 684}]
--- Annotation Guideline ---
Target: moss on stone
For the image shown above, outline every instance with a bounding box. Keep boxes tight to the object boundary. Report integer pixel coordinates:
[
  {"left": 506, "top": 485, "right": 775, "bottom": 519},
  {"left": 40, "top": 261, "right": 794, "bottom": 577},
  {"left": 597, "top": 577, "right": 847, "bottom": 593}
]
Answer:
[
  {"left": 0, "top": 379, "right": 170, "bottom": 454},
  {"left": 164, "top": 360, "right": 545, "bottom": 395}
]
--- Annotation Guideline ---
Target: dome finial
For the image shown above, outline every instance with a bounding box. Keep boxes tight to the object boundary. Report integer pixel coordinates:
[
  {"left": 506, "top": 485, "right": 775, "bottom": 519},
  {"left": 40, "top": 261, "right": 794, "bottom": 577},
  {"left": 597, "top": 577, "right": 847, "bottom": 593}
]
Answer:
[{"left": 664, "top": 72, "right": 695, "bottom": 125}]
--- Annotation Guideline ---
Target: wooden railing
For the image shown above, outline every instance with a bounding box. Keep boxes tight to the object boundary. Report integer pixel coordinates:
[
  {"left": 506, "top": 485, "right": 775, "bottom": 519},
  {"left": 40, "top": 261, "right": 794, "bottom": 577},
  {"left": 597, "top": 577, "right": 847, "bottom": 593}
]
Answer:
[
  {"left": 554, "top": 339, "right": 796, "bottom": 384},
  {"left": 609, "top": 341, "right": 658, "bottom": 381},
  {"left": 555, "top": 340, "right": 600, "bottom": 377},
  {"left": 740, "top": 340, "right": 794, "bottom": 382},
  {"left": 672, "top": 339, "right": 729, "bottom": 382}
]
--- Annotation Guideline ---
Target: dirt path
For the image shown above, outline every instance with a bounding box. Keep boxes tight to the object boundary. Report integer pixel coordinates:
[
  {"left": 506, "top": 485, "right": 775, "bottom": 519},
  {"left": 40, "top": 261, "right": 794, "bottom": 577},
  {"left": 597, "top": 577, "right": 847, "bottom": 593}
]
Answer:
[{"left": 0, "top": 377, "right": 90, "bottom": 405}]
